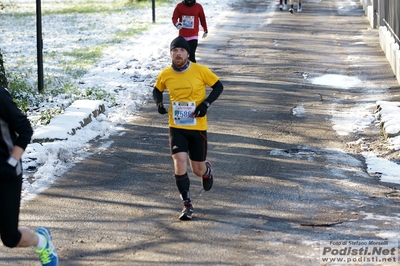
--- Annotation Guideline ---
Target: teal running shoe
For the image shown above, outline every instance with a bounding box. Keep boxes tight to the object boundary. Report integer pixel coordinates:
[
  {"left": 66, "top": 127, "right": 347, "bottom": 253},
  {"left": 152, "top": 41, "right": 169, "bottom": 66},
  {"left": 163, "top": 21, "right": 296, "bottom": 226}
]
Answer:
[{"left": 35, "top": 227, "right": 59, "bottom": 266}]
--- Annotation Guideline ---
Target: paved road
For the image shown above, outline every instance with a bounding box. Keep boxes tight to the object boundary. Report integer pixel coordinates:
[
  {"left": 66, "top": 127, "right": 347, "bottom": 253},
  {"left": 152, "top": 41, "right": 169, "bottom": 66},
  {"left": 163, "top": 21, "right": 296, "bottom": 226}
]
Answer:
[{"left": 2, "top": 0, "right": 400, "bottom": 265}]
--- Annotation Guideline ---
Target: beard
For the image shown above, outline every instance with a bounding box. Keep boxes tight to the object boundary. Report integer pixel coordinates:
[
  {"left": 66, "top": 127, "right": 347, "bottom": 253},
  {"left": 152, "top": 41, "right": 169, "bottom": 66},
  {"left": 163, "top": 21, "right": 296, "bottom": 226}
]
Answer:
[{"left": 173, "top": 56, "right": 188, "bottom": 68}]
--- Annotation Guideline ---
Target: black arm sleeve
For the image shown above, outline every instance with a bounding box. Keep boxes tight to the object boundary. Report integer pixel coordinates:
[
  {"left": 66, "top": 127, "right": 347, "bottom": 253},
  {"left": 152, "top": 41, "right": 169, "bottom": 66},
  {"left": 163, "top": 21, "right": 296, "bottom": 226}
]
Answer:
[
  {"left": 152, "top": 87, "right": 163, "bottom": 106},
  {"left": 0, "top": 87, "right": 33, "bottom": 156},
  {"left": 205, "top": 80, "right": 223, "bottom": 104}
]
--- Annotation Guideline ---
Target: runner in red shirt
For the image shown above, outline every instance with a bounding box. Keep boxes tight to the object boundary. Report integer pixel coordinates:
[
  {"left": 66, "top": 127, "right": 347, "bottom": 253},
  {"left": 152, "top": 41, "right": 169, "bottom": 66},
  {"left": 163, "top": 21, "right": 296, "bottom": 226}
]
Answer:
[{"left": 172, "top": 0, "right": 208, "bottom": 63}]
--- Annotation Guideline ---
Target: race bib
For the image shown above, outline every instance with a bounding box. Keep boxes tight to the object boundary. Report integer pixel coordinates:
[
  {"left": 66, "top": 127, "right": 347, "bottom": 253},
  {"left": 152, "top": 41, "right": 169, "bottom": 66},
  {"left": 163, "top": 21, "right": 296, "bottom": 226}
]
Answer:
[
  {"left": 172, "top": 101, "right": 196, "bottom": 126},
  {"left": 182, "top": 15, "right": 195, "bottom": 29}
]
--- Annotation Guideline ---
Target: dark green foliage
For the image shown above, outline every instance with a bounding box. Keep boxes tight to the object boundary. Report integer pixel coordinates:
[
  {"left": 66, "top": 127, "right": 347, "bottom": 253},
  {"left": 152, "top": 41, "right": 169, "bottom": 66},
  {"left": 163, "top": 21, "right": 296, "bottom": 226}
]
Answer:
[{"left": 0, "top": 50, "right": 8, "bottom": 88}]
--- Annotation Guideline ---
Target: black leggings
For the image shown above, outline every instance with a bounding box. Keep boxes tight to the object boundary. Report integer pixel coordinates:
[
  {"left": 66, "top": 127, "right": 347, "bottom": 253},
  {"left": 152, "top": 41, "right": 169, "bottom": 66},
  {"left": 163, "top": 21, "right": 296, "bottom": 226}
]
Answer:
[
  {"left": 0, "top": 164, "right": 23, "bottom": 248},
  {"left": 187, "top": 39, "right": 198, "bottom": 63}
]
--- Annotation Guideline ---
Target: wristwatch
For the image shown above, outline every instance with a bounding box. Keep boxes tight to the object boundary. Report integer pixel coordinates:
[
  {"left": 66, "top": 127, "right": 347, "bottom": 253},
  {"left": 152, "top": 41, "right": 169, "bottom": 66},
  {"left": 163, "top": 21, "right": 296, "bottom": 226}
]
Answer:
[
  {"left": 7, "top": 157, "right": 18, "bottom": 167},
  {"left": 203, "top": 101, "right": 211, "bottom": 107}
]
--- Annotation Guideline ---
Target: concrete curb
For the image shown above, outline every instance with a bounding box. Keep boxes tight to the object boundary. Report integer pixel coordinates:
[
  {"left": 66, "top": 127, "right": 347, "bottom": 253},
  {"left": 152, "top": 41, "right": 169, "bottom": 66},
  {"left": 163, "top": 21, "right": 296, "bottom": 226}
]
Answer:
[
  {"left": 376, "top": 101, "right": 400, "bottom": 139},
  {"left": 31, "top": 99, "right": 105, "bottom": 143}
]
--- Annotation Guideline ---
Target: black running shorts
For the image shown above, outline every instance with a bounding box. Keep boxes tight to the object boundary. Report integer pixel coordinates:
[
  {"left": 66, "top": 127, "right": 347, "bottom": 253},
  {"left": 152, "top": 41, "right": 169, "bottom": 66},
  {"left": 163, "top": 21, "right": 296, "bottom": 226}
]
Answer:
[{"left": 169, "top": 127, "right": 207, "bottom": 162}]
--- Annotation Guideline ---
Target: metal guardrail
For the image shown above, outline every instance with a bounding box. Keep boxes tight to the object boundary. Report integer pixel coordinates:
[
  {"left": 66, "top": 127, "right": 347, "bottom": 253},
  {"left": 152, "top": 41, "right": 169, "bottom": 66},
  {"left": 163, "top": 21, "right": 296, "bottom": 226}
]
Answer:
[
  {"left": 379, "top": 0, "right": 400, "bottom": 46},
  {"left": 365, "top": 0, "right": 400, "bottom": 84},
  {"left": 383, "top": 19, "right": 400, "bottom": 46}
]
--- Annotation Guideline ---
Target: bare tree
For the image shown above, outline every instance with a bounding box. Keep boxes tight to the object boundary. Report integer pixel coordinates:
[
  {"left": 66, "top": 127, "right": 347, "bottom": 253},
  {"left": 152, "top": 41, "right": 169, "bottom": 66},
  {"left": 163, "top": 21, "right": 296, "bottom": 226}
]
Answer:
[{"left": 0, "top": 50, "right": 8, "bottom": 88}]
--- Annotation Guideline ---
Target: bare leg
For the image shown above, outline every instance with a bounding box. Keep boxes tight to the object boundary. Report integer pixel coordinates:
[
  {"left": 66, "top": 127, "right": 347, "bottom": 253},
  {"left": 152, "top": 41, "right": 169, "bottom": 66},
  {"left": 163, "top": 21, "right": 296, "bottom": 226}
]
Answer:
[
  {"left": 190, "top": 160, "right": 207, "bottom": 177},
  {"left": 172, "top": 152, "right": 188, "bottom": 175},
  {"left": 15, "top": 227, "right": 39, "bottom": 248}
]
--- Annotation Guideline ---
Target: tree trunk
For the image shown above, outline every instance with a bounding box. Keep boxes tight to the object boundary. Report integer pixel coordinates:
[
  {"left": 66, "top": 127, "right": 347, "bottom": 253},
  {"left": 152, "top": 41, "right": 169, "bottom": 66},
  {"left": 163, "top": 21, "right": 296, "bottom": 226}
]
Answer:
[{"left": 0, "top": 51, "right": 8, "bottom": 88}]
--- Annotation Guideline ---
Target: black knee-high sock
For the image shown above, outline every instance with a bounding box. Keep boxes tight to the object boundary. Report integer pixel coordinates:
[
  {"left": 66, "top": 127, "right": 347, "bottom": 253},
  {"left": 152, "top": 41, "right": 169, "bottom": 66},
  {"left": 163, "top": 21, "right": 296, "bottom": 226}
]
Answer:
[{"left": 175, "top": 173, "right": 190, "bottom": 201}]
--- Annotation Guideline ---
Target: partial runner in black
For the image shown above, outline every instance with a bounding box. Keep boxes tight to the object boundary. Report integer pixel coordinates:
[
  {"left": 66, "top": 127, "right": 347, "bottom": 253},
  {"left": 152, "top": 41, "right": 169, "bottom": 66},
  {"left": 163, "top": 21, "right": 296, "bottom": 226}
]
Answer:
[
  {"left": 279, "top": 0, "right": 287, "bottom": 10},
  {"left": 0, "top": 86, "right": 59, "bottom": 265},
  {"left": 289, "top": 0, "right": 302, "bottom": 13}
]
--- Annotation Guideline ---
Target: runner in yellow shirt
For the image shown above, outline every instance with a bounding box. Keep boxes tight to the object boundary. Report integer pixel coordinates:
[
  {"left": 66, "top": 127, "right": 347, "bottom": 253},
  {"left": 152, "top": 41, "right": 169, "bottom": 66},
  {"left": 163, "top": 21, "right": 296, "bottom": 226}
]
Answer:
[{"left": 153, "top": 36, "right": 223, "bottom": 220}]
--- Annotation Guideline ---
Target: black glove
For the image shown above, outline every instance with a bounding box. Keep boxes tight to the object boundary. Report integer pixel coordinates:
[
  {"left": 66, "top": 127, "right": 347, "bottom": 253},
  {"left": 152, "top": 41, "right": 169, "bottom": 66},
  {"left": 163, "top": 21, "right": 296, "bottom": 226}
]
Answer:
[
  {"left": 157, "top": 103, "right": 168, "bottom": 114},
  {"left": 193, "top": 102, "right": 209, "bottom": 117}
]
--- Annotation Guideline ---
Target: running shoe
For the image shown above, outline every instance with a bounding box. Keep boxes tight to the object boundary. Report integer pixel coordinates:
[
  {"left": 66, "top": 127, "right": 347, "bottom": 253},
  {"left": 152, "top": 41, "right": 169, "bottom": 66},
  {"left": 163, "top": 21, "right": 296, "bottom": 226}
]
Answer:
[
  {"left": 298, "top": 6, "right": 302, "bottom": 12},
  {"left": 35, "top": 227, "right": 59, "bottom": 266},
  {"left": 202, "top": 161, "right": 213, "bottom": 191},
  {"left": 289, "top": 8, "right": 294, "bottom": 13},
  {"left": 279, "top": 4, "right": 283, "bottom": 10},
  {"left": 179, "top": 200, "right": 194, "bottom": 221}
]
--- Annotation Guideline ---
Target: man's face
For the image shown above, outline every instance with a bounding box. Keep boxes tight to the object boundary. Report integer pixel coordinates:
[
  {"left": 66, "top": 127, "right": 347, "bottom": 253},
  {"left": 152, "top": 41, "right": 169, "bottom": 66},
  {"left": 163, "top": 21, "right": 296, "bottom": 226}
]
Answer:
[{"left": 170, "top": 47, "right": 189, "bottom": 68}]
